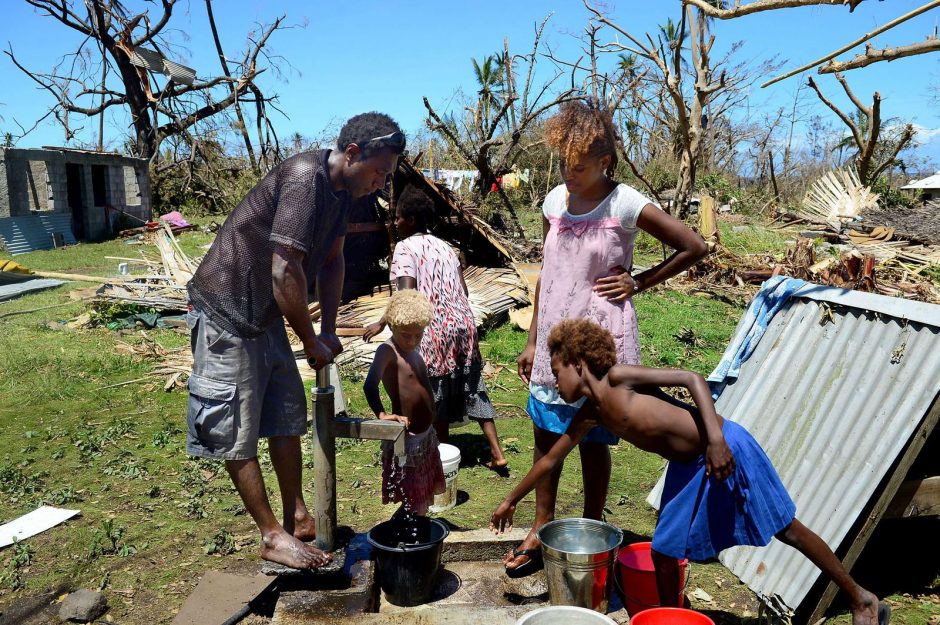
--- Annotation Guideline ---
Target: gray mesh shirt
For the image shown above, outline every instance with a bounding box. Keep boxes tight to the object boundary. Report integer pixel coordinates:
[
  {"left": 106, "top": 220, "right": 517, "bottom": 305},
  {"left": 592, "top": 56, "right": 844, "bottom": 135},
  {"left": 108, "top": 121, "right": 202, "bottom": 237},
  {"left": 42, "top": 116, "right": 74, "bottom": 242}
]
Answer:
[{"left": 187, "top": 150, "right": 349, "bottom": 337}]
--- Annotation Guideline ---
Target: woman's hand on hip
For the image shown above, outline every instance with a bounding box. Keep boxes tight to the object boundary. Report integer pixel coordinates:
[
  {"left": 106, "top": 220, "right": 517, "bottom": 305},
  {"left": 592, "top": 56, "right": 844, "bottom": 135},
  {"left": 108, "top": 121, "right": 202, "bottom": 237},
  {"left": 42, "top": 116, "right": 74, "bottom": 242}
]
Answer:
[
  {"left": 593, "top": 266, "right": 638, "bottom": 301},
  {"left": 517, "top": 344, "right": 536, "bottom": 385}
]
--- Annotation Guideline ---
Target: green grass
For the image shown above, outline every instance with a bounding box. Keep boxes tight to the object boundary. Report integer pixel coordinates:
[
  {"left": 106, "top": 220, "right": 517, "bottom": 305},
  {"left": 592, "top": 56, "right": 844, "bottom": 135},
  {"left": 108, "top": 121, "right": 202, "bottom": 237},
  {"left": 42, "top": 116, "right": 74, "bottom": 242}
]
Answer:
[
  {"left": 632, "top": 216, "right": 794, "bottom": 270},
  {"left": 1, "top": 220, "right": 934, "bottom": 624},
  {"left": 0, "top": 220, "right": 217, "bottom": 276},
  {"left": 717, "top": 221, "right": 792, "bottom": 256}
]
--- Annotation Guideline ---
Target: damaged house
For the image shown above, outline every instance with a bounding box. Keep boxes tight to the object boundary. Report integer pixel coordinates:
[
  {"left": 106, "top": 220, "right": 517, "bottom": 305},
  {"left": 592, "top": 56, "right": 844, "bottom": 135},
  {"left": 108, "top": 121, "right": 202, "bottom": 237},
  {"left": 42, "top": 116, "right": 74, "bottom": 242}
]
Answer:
[{"left": 0, "top": 146, "right": 151, "bottom": 254}]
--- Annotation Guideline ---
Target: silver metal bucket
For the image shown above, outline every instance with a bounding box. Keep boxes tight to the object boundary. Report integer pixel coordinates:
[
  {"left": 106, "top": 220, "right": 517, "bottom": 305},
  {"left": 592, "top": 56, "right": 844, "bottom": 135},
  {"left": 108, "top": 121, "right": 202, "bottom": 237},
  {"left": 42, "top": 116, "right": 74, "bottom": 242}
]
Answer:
[
  {"left": 537, "top": 518, "right": 623, "bottom": 613},
  {"left": 515, "top": 605, "right": 618, "bottom": 625}
]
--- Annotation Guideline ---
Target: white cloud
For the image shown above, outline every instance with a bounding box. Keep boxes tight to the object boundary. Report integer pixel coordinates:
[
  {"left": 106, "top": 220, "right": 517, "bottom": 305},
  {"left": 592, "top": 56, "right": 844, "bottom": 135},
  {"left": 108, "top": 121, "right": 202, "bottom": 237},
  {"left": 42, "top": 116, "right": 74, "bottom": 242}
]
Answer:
[{"left": 910, "top": 123, "right": 940, "bottom": 142}]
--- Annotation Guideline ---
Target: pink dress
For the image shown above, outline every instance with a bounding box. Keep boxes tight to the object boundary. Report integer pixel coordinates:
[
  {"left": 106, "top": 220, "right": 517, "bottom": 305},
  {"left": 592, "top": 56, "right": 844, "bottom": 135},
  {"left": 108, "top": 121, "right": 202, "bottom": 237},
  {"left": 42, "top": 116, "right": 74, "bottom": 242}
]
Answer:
[{"left": 529, "top": 183, "right": 649, "bottom": 442}]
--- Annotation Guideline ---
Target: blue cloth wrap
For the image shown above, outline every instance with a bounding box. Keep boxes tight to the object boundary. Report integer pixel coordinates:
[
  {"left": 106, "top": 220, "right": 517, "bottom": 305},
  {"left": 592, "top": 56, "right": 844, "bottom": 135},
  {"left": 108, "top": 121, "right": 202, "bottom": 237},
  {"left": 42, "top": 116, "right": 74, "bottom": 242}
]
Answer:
[{"left": 652, "top": 420, "right": 796, "bottom": 561}]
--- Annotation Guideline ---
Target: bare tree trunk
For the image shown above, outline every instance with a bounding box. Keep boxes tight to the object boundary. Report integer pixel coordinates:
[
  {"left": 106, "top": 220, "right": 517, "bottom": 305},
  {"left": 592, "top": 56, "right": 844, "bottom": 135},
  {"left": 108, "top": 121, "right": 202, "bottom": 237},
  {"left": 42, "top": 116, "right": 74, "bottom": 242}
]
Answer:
[
  {"left": 675, "top": 6, "right": 722, "bottom": 217},
  {"left": 205, "top": 0, "right": 257, "bottom": 172},
  {"left": 768, "top": 150, "right": 780, "bottom": 200}
]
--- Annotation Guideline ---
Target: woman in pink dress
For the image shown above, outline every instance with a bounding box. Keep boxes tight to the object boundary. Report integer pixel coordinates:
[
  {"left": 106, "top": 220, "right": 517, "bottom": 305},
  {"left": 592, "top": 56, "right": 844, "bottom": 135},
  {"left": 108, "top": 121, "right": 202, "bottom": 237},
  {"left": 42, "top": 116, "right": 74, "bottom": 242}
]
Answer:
[
  {"left": 364, "top": 184, "right": 508, "bottom": 472},
  {"left": 505, "top": 101, "right": 708, "bottom": 577}
]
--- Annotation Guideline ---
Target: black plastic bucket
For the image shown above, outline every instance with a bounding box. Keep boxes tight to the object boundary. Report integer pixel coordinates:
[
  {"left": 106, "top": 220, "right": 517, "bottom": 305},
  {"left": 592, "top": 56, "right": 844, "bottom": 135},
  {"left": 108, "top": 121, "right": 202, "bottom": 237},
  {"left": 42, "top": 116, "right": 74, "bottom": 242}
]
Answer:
[{"left": 366, "top": 517, "right": 449, "bottom": 606}]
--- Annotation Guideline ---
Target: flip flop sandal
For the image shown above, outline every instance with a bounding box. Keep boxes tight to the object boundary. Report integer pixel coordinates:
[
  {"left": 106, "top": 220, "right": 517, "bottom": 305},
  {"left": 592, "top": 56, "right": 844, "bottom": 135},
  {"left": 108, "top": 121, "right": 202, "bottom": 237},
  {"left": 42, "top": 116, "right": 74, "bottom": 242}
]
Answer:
[
  {"left": 505, "top": 546, "right": 544, "bottom": 579},
  {"left": 878, "top": 602, "right": 891, "bottom": 625}
]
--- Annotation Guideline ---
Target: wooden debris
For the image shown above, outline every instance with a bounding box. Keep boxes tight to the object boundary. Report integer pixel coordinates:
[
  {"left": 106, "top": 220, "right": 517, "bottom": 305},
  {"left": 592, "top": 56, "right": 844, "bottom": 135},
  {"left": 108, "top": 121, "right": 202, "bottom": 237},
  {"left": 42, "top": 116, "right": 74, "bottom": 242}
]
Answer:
[
  {"left": 688, "top": 235, "right": 940, "bottom": 304},
  {"left": 34, "top": 271, "right": 118, "bottom": 284},
  {"left": 93, "top": 225, "right": 197, "bottom": 312},
  {"left": 698, "top": 193, "right": 720, "bottom": 251}
]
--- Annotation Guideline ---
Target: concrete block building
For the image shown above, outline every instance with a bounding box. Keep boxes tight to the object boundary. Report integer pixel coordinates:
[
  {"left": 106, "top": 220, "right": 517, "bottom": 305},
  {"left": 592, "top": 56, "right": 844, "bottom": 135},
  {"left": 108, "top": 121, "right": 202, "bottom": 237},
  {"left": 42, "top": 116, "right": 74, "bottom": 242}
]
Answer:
[{"left": 0, "top": 146, "right": 151, "bottom": 254}]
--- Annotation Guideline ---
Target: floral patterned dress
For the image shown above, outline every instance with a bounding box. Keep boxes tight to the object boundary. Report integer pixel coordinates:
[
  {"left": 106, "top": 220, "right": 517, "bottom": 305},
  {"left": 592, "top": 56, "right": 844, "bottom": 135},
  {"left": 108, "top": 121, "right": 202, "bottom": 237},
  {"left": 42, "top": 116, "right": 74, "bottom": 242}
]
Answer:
[{"left": 391, "top": 234, "right": 497, "bottom": 426}]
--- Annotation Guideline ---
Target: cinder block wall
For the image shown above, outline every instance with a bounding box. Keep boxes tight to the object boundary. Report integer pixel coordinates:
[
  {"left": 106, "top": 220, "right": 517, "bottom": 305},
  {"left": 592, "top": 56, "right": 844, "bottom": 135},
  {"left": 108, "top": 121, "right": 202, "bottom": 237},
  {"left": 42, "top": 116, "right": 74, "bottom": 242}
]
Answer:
[{"left": 0, "top": 147, "right": 151, "bottom": 240}]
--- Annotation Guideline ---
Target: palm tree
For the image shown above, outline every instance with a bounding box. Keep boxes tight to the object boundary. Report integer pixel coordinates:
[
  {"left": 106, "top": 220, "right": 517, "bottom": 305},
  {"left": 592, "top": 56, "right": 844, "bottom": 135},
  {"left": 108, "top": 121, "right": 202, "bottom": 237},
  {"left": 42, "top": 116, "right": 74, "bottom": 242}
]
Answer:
[
  {"left": 834, "top": 109, "right": 869, "bottom": 163},
  {"left": 659, "top": 18, "right": 684, "bottom": 50},
  {"left": 471, "top": 54, "right": 504, "bottom": 130},
  {"left": 618, "top": 53, "right": 638, "bottom": 78}
]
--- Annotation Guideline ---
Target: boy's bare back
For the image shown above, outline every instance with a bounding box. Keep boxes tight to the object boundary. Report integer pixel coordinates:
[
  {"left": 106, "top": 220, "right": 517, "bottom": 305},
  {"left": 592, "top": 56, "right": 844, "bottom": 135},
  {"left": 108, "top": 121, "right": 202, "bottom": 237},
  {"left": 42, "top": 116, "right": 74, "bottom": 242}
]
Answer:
[
  {"left": 373, "top": 340, "right": 435, "bottom": 434},
  {"left": 583, "top": 364, "right": 726, "bottom": 464}
]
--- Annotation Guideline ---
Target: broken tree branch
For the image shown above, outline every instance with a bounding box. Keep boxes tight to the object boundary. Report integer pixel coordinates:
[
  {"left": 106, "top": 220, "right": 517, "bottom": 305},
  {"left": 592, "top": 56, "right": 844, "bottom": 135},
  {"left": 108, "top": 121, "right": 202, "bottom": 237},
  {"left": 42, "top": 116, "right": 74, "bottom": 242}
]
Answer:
[
  {"left": 684, "top": 0, "right": 864, "bottom": 19},
  {"left": 820, "top": 37, "right": 940, "bottom": 73},
  {"left": 807, "top": 76, "right": 863, "bottom": 148},
  {"left": 763, "top": 0, "right": 940, "bottom": 87}
]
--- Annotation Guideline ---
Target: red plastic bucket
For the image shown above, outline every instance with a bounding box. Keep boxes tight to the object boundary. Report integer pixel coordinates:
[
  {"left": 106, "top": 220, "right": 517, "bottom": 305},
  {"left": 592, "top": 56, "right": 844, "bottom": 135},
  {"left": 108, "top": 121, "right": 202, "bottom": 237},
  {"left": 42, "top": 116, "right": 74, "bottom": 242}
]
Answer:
[
  {"left": 615, "top": 542, "right": 688, "bottom": 616},
  {"left": 629, "top": 608, "right": 715, "bottom": 625}
]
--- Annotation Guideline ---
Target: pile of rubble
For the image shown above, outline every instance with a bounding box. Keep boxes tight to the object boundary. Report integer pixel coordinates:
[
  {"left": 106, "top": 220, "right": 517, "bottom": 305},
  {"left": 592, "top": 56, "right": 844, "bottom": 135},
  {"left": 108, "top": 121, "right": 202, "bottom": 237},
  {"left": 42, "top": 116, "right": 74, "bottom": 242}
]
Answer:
[{"left": 684, "top": 173, "right": 940, "bottom": 305}]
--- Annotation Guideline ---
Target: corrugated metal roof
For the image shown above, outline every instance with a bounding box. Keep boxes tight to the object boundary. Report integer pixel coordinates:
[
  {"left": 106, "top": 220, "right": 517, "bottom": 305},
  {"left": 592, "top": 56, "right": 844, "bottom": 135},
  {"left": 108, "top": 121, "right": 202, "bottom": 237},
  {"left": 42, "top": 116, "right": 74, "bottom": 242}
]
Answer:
[
  {"left": 0, "top": 278, "right": 65, "bottom": 302},
  {"left": 900, "top": 171, "right": 940, "bottom": 190},
  {"left": 0, "top": 213, "right": 77, "bottom": 255},
  {"left": 668, "top": 285, "right": 940, "bottom": 614}
]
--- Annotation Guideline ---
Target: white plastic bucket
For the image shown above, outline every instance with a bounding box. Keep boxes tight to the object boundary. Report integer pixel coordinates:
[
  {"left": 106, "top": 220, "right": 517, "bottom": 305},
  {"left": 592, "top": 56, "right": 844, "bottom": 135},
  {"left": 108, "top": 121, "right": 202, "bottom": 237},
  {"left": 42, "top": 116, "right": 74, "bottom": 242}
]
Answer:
[
  {"left": 429, "top": 443, "right": 461, "bottom": 513},
  {"left": 515, "top": 606, "right": 618, "bottom": 625}
]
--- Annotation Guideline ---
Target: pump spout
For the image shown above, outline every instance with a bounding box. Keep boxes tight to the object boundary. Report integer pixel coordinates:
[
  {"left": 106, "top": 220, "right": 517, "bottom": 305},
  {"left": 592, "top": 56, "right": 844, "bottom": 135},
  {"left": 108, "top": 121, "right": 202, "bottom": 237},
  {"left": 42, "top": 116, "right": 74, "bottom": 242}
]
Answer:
[{"left": 311, "top": 364, "right": 406, "bottom": 552}]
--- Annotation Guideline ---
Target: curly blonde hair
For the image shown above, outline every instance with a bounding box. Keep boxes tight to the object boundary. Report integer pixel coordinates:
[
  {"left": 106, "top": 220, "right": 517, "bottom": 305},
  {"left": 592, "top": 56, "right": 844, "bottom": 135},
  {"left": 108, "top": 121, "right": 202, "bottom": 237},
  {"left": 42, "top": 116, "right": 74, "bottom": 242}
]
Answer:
[
  {"left": 385, "top": 289, "right": 433, "bottom": 329},
  {"left": 547, "top": 319, "right": 617, "bottom": 378},
  {"left": 544, "top": 100, "right": 619, "bottom": 177}
]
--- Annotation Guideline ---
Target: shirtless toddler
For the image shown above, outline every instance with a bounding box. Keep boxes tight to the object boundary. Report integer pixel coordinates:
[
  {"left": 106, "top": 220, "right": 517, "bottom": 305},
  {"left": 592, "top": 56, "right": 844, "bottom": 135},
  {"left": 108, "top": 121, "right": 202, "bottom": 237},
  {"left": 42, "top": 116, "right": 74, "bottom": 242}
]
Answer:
[{"left": 363, "top": 290, "right": 446, "bottom": 515}]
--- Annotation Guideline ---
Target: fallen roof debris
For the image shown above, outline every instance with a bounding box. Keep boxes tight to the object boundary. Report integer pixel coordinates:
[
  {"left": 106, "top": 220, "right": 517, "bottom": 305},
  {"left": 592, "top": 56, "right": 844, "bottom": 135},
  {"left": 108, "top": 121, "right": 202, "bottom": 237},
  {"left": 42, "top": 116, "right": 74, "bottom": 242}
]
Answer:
[{"left": 0, "top": 506, "right": 80, "bottom": 548}]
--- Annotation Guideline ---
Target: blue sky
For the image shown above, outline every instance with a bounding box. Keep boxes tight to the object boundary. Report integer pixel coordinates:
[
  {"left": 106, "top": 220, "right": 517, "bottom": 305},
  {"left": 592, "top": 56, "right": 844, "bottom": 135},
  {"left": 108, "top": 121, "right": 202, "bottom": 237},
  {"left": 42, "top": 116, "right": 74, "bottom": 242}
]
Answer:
[{"left": 2, "top": 1, "right": 938, "bottom": 168}]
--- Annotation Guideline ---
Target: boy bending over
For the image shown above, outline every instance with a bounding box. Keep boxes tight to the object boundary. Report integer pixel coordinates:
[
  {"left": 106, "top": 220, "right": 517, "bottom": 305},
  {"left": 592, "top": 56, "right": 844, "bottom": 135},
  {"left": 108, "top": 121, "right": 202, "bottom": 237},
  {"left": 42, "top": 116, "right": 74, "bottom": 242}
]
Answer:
[{"left": 491, "top": 319, "right": 888, "bottom": 625}]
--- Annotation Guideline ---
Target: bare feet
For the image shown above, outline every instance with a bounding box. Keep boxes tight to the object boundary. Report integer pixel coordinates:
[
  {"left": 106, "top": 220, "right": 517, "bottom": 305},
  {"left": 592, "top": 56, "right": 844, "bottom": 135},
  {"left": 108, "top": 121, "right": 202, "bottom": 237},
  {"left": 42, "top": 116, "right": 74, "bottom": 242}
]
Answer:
[
  {"left": 851, "top": 590, "right": 885, "bottom": 625},
  {"left": 291, "top": 514, "right": 317, "bottom": 542},
  {"left": 260, "top": 528, "right": 331, "bottom": 569},
  {"left": 485, "top": 458, "right": 509, "bottom": 476}
]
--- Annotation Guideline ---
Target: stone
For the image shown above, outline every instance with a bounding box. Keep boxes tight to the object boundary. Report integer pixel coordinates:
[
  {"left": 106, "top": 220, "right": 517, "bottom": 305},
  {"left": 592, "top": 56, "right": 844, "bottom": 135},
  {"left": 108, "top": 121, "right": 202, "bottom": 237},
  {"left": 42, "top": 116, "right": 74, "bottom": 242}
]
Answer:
[
  {"left": 501, "top": 571, "right": 548, "bottom": 598},
  {"left": 271, "top": 559, "right": 377, "bottom": 624},
  {"left": 261, "top": 549, "right": 346, "bottom": 577},
  {"left": 58, "top": 589, "right": 107, "bottom": 623},
  {"left": 441, "top": 527, "right": 530, "bottom": 562},
  {"left": 273, "top": 606, "right": 525, "bottom": 625}
]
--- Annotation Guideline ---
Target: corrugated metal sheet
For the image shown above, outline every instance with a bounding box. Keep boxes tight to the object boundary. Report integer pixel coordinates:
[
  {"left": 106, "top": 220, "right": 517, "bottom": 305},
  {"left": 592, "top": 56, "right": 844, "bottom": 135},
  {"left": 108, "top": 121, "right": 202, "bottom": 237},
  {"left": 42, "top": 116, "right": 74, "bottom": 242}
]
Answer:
[
  {"left": 0, "top": 278, "right": 65, "bottom": 302},
  {"left": 655, "top": 285, "right": 940, "bottom": 614},
  {"left": 0, "top": 213, "right": 77, "bottom": 255}
]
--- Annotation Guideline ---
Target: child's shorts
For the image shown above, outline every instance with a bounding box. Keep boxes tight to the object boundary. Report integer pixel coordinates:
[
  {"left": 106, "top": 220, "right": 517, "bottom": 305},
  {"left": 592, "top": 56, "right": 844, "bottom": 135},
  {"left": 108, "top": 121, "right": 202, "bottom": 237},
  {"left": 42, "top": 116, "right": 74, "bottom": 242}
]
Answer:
[
  {"left": 381, "top": 427, "right": 447, "bottom": 516},
  {"left": 652, "top": 420, "right": 796, "bottom": 561},
  {"left": 527, "top": 395, "right": 619, "bottom": 445}
]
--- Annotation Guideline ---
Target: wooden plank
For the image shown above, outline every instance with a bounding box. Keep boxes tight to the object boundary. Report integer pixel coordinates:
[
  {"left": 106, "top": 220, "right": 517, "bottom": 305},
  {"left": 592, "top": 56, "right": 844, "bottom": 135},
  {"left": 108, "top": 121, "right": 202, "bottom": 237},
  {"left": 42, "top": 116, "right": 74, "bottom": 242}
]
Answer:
[
  {"left": 34, "top": 271, "right": 116, "bottom": 283},
  {"left": 808, "top": 391, "right": 940, "bottom": 622},
  {"left": 331, "top": 416, "right": 405, "bottom": 448},
  {"left": 883, "top": 476, "right": 940, "bottom": 518},
  {"left": 335, "top": 327, "right": 367, "bottom": 337}
]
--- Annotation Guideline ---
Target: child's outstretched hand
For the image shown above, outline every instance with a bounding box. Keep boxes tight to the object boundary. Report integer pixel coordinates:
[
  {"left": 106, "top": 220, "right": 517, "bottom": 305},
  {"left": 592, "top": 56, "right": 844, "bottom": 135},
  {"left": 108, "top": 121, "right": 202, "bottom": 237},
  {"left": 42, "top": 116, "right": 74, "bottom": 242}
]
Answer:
[
  {"left": 705, "top": 439, "right": 735, "bottom": 481},
  {"left": 379, "top": 412, "right": 410, "bottom": 429},
  {"left": 490, "top": 500, "right": 516, "bottom": 534}
]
